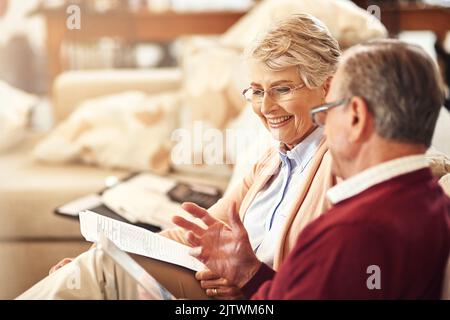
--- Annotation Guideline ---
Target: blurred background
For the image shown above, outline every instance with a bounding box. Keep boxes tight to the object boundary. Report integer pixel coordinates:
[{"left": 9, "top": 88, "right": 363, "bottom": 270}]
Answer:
[
  {"left": 0, "top": 0, "right": 449, "bottom": 96},
  {"left": 0, "top": 0, "right": 255, "bottom": 95},
  {"left": 0, "top": 0, "right": 449, "bottom": 299}
]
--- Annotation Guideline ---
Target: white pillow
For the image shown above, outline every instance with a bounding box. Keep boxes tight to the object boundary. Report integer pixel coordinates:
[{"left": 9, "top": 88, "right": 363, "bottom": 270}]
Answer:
[
  {"left": 0, "top": 81, "right": 36, "bottom": 153},
  {"left": 432, "top": 107, "right": 450, "bottom": 156},
  {"left": 179, "top": 36, "right": 247, "bottom": 130},
  {"left": 225, "top": 104, "right": 275, "bottom": 193},
  {"left": 220, "top": 0, "right": 387, "bottom": 49},
  {"left": 33, "top": 91, "right": 180, "bottom": 173},
  {"left": 440, "top": 174, "right": 450, "bottom": 197}
]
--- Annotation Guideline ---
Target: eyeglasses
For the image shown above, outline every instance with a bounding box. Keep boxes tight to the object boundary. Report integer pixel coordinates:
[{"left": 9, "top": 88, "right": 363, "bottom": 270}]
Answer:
[
  {"left": 310, "top": 99, "right": 349, "bottom": 127},
  {"left": 242, "top": 83, "right": 306, "bottom": 105}
]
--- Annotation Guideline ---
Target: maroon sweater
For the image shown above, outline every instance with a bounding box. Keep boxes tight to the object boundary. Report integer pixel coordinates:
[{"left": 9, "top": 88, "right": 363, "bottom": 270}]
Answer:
[{"left": 243, "top": 168, "right": 450, "bottom": 299}]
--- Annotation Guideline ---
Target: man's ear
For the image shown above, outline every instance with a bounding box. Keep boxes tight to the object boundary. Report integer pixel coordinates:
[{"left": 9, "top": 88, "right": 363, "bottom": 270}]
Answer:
[{"left": 348, "top": 97, "right": 373, "bottom": 143}]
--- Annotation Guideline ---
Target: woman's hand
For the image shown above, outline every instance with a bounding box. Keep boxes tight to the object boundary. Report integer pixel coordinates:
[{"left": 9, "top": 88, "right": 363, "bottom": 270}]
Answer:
[
  {"left": 173, "top": 201, "right": 261, "bottom": 289},
  {"left": 49, "top": 258, "right": 74, "bottom": 274},
  {"left": 196, "top": 269, "right": 244, "bottom": 300},
  {"left": 49, "top": 243, "right": 96, "bottom": 274}
]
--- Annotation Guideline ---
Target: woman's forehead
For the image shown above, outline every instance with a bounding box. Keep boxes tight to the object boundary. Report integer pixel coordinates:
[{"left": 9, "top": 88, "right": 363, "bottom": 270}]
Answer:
[{"left": 249, "top": 62, "right": 299, "bottom": 86}]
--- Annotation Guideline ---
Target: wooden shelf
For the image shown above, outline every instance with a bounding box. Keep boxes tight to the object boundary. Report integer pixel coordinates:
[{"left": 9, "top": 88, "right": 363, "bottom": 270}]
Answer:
[{"left": 40, "top": 9, "right": 247, "bottom": 84}]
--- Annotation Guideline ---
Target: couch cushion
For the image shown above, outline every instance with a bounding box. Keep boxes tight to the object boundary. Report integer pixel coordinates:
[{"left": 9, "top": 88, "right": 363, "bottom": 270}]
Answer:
[
  {"left": 0, "top": 133, "right": 129, "bottom": 239},
  {"left": 53, "top": 68, "right": 182, "bottom": 123},
  {"left": 0, "top": 241, "right": 91, "bottom": 299},
  {"left": 0, "top": 81, "right": 36, "bottom": 153}
]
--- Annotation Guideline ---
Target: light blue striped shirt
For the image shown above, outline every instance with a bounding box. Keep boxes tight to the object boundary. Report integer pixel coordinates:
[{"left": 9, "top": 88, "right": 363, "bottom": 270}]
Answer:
[{"left": 243, "top": 128, "right": 323, "bottom": 267}]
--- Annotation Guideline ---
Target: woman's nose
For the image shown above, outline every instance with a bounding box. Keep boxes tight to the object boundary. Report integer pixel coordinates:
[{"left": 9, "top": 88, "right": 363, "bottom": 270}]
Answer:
[{"left": 261, "top": 94, "right": 278, "bottom": 115}]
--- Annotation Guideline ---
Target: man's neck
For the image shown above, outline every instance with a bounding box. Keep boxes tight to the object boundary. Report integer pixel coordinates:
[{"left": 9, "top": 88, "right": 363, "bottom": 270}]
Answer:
[{"left": 343, "top": 139, "right": 427, "bottom": 180}]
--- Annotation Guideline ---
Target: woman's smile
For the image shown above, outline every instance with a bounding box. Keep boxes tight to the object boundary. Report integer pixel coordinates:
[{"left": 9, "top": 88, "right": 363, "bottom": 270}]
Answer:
[{"left": 266, "top": 115, "right": 294, "bottom": 128}]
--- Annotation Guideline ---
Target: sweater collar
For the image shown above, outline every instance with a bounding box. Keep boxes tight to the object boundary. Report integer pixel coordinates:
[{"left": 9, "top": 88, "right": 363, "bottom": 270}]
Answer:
[{"left": 327, "top": 155, "right": 429, "bottom": 205}]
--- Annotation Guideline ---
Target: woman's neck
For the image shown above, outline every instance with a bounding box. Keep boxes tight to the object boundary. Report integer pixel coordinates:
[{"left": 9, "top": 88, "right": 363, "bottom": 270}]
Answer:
[{"left": 284, "top": 126, "right": 318, "bottom": 150}]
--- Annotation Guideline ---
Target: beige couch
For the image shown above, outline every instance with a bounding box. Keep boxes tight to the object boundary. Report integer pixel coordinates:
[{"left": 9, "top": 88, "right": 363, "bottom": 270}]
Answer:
[{"left": 0, "top": 68, "right": 230, "bottom": 299}]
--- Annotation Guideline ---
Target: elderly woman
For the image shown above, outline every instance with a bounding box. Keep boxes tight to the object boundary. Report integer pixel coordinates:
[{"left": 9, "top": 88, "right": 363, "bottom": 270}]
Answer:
[{"left": 18, "top": 14, "right": 341, "bottom": 300}]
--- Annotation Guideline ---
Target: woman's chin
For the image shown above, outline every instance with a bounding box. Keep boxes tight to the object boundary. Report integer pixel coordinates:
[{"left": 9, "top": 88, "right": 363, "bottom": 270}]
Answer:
[{"left": 270, "top": 130, "right": 293, "bottom": 145}]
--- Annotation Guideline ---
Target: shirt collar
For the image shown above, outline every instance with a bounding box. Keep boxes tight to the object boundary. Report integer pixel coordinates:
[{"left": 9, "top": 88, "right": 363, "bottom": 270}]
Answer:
[
  {"left": 278, "top": 127, "right": 324, "bottom": 170},
  {"left": 327, "top": 154, "right": 429, "bottom": 205}
]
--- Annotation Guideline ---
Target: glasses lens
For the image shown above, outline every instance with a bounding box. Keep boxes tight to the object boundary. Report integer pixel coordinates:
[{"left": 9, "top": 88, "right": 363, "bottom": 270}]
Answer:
[
  {"left": 270, "top": 86, "right": 293, "bottom": 102},
  {"left": 244, "top": 86, "right": 299, "bottom": 104},
  {"left": 246, "top": 88, "right": 264, "bottom": 104},
  {"left": 243, "top": 89, "right": 253, "bottom": 102}
]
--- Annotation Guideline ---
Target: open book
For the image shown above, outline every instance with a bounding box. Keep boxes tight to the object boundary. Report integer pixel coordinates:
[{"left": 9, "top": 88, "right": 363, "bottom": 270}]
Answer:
[{"left": 79, "top": 210, "right": 205, "bottom": 272}]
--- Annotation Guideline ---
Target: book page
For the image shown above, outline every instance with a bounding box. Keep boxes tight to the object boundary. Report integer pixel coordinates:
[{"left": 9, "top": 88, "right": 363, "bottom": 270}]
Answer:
[{"left": 79, "top": 210, "right": 204, "bottom": 272}]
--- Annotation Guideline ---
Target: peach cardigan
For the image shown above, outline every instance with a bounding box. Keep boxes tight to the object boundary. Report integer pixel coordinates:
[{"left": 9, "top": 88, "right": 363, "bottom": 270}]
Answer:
[{"left": 161, "top": 138, "right": 336, "bottom": 270}]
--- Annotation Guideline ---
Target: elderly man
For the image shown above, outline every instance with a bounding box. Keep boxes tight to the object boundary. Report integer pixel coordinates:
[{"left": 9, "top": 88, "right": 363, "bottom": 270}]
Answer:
[{"left": 175, "top": 39, "right": 450, "bottom": 299}]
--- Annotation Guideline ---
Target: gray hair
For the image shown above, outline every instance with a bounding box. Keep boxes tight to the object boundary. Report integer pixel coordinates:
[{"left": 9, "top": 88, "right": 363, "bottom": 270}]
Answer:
[
  {"left": 339, "top": 39, "right": 445, "bottom": 147},
  {"left": 247, "top": 14, "right": 341, "bottom": 88}
]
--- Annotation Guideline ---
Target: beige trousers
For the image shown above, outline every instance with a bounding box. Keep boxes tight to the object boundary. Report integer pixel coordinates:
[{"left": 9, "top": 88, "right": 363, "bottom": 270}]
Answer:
[{"left": 16, "top": 248, "right": 208, "bottom": 300}]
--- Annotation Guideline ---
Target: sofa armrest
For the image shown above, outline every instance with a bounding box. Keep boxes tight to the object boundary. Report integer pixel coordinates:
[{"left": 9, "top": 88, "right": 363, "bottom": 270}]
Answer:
[{"left": 52, "top": 68, "right": 182, "bottom": 123}]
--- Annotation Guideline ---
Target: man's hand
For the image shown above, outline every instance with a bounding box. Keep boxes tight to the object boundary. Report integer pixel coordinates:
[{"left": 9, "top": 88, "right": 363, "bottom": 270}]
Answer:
[
  {"left": 196, "top": 269, "right": 244, "bottom": 300},
  {"left": 173, "top": 201, "right": 261, "bottom": 289}
]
